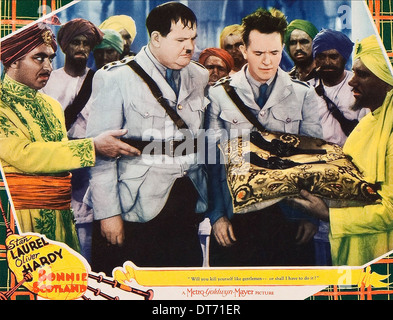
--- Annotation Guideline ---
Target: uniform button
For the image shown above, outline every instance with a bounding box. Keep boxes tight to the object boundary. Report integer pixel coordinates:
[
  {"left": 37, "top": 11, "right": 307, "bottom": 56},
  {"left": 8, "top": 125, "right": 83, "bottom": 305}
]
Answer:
[
  {"left": 286, "top": 118, "right": 292, "bottom": 123},
  {"left": 260, "top": 111, "right": 266, "bottom": 117},
  {"left": 144, "top": 112, "right": 150, "bottom": 117},
  {"left": 183, "top": 171, "right": 188, "bottom": 176},
  {"left": 233, "top": 119, "right": 238, "bottom": 124},
  {"left": 177, "top": 105, "right": 183, "bottom": 110}
]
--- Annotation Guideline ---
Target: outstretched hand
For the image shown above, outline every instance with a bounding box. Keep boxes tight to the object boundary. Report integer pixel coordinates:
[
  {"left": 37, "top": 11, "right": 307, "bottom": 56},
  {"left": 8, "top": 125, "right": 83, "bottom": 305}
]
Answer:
[{"left": 93, "top": 129, "right": 141, "bottom": 158}]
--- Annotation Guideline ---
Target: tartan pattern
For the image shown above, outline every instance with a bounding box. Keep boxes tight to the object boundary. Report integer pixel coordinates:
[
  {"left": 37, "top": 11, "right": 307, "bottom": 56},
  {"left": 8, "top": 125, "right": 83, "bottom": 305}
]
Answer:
[
  {"left": 0, "top": 176, "right": 36, "bottom": 300},
  {"left": 1, "top": 0, "right": 393, "bottom": 301},
  {"left": 310, "top": 255, "right": 393, "bottom": 300},
  {"left": 1, "top": 0, "right": 72, "bottom": 37},
  {"left": 367, "top": 0, "right": 393, "bottom": 63}
]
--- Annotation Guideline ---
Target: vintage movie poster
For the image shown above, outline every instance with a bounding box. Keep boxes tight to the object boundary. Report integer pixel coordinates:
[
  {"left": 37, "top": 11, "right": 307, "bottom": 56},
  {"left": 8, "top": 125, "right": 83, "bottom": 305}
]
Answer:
[{"left": 1, "top": 0, "right": 393, "bottom": 309}]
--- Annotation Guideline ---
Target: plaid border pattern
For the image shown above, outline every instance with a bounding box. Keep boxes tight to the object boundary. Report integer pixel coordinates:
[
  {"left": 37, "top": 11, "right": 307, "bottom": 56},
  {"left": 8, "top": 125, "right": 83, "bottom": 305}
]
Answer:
[
  {"left": 1, "top": 0, "right": 393, "bottom": 301},
  {"left": 0, "top": 176, "right": 36, "bottom": 300},
  {"left": 1, "top": 0, "right": 72, "bottom": 37},
  {"left": 310, "top": 255, "right": 393, "bottom": 300},
  {"left": 367, "top": 0, "right": 393, "bottom": 63}
]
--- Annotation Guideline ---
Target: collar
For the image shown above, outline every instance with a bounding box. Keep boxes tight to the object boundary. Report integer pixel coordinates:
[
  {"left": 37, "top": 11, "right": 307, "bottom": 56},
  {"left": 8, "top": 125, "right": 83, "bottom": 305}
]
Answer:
[
  {"left": 145, "top": 44, "right": 179, "bottom": 79},
  {"left": 245, "top": 65, "right": 277, "bottom": 99},
  {"left": 1, "top": 74, "right": 38, "bottom": 100},
  {"left": 245, "top": 65, "right": 276, "bottom": 87}
]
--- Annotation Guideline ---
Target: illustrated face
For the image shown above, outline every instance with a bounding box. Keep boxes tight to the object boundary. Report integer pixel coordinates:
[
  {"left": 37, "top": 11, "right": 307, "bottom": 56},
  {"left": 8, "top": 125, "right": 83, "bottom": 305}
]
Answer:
[
  {"left": 94, "top": 48, "right": 121, "bottom": 69},
  {"left": 65, "top": 34, "right": 92, "bottom": 64},
  {"left": 153, "top": 20, "right": 197, "bottom": 70},
  {"left": 11, "top": 44, "right": 55, "bottom": 90},
  {"left": 288, "top": 29, "right": 313, "bottom": 64},
  {"left": 349, "top": 58, "right": 391, "bottom": 111},
  {"left": 315, "top": 49, "right": 346, "bottom": 83},
  {"left": 204, "top": 55, "right": 229, "bottom": 85},
  {"left": 241, "top": 30, "right": 283, "bottom": 83},
  {"left": 119, "top": 29, "right": 132, "bottom": 54},
  {"left": 223, "top": 33, "right": 246, "bottom": 70}
]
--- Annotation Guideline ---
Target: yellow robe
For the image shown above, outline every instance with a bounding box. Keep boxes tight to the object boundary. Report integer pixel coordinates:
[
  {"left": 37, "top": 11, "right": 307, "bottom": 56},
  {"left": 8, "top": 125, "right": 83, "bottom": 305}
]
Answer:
[
  {"left": 329, "top": 91, "right": 393, "bottom": 266},
  {"left": 0, "top": 74, "right": 95, "bottom": 252}
]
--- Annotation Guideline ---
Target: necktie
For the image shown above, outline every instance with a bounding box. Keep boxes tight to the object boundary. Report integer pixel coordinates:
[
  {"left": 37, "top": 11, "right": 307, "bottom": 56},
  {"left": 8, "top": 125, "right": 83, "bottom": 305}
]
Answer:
[
  {"left": 257, "top": 83, "right": 268, "bottom": 108},
  {"left": 166, "top": 68, "right": 178, "bottom": 96}
]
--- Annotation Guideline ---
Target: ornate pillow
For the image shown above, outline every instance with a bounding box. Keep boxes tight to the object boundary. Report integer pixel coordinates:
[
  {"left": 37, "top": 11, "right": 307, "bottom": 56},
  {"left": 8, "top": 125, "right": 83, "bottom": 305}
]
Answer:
[{"left": 219, "top": 131, "right": 381, "bottom": 214}]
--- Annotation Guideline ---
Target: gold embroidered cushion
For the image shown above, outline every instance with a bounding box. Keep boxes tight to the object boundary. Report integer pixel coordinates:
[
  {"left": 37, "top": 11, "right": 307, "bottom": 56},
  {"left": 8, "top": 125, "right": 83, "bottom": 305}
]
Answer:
[{"left": 219, "top": 131, "right": 381, "bottom": 214}]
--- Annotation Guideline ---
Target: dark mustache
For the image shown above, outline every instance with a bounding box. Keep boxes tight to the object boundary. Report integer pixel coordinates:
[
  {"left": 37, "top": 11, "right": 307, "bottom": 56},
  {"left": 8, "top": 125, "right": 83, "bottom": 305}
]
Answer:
[
  {"left": 294, "top": 50, "right": 307, "bottom": 55},
  {"left": 319, "top": 65, "right": 340, "bottom": 71},
  {"left": 74, "top": 52, "right": 87, "bottom": 57}
]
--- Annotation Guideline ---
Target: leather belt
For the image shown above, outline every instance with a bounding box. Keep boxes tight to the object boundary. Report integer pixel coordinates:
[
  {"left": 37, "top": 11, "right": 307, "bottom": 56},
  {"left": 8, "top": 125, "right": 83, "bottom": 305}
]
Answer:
[{"left": 120, "top": 138, "right": 198, "bottom": 157}]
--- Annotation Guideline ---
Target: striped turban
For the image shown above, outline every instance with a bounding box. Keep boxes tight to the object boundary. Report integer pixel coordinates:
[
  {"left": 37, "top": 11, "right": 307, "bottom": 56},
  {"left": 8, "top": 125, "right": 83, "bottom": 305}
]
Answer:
[
  {"left": 0, "top": 23, "right": 57, "bottom": 67},
  {"left": 354, "top": 34, "right": 393, "bottom": 86},
  {"left": 312, "top": 29, "right": 354, "bottom": 61},
  {"left": 57, "top": 18, "right": 103, "bottom": 52},
  {"left": 199, "top": 48, "right": 235, "bottom": 72}
]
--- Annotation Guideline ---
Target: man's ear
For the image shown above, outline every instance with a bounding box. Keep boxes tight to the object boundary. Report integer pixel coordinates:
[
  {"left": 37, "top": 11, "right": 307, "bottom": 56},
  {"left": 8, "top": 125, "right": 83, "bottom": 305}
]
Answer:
[
  {"left": 150, "top": 31, "right": 162, "bottom": 48},
  {"left": 6, "top": 60, "right": 19, "bottom": 77},
  {"left": 239, "top": 44, "right": 247, "bottom": 60},
  {"left": 9, "top": 60, "right": 19, "bottom": 69}
]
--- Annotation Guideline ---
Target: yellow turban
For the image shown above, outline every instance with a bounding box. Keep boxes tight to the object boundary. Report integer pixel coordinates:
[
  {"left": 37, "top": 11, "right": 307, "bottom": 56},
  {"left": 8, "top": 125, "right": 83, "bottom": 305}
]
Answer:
[
  {"left": 354, "top": 34, "right": 393, "bottom": 86},
  {"left": 348, "top": 34, "right": 393, "bottom": 183},
  {"left": 99, "top": 15, "right": 137, "bottom": 43},
  {"left": 219, "top": 24, "right": 243, "bottom": 49}
]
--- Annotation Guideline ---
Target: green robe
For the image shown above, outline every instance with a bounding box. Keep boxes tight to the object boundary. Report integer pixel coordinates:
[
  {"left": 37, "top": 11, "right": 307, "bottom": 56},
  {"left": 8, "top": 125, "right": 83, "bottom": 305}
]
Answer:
[{"left": 0, "top": 74, "right": 95, "bottom": 252}]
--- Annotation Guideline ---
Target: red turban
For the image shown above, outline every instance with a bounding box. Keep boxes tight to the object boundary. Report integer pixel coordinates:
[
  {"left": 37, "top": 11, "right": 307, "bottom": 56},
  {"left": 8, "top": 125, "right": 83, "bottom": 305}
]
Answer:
[
  {"left": 0, "top": 22, "right": 57, "bottom": 66},
  {"left": 57, "top": 18, "right": 104, "bottom": 52},
  {"left": 199, "top": 48, "right": 235, "bottom": 72}
]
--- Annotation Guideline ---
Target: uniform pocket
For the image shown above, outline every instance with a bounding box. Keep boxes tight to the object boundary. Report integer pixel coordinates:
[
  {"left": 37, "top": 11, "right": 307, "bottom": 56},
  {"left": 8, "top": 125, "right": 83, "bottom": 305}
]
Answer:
[
  {"left": 118, "top": 164, "right": 150, "bottom": 213},
  {"left": 270, "top": 107, "right": 302, "bottom": 133}
]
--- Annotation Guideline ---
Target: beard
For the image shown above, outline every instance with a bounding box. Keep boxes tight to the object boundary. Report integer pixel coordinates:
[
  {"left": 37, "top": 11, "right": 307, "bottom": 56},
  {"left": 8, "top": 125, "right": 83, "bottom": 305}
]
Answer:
[
  {"left": 318, "top": 66, "right": 345, "bottom": 84},
  {"left": 68, "top": 55, "right": 88, "bottom": 70},
  {"left": 351, "top": 92, "right": 382, "bottom": 112},
  {"left": 350, "top": 98, "right": 364, "bottom": 111}
]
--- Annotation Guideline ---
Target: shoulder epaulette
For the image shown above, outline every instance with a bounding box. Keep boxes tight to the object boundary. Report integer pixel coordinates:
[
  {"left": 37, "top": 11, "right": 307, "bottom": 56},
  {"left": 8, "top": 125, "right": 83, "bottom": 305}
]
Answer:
[
  {"left": 290, "top": 77, "right": 310, "bottom": 88},
  {"left": 213, "top": 76, "right": 231, "bottom": 88},
  {"left": 102, "top": 56, "right": 135, "bottom": 71},
  {"left": 190, "top": 60, "right": 206, "bottom": 70}
]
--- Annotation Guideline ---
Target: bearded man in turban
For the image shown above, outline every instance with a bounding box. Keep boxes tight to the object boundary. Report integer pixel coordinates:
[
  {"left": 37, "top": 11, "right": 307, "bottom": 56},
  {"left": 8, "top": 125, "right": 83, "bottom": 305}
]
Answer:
[
  {"left": 40, "top": 18, "right": 105, "bottom": 263},
  {"left": 284, "top": 19, "right": 319, "bottom": 83},
  {"left": 199, "top": 48, "right": 234, "bottom": 86},
  {"left": 293, "top": 34, "right": 393, "bottom": 266},
  {"left": 0, "top": 23, "right": 139, "bottom": 252},
  {"left": 312, "top": 29, "right": 369, "bottom": 147},
  {"left": 42, "top": 18, "right": 103, "bottom": 132}
]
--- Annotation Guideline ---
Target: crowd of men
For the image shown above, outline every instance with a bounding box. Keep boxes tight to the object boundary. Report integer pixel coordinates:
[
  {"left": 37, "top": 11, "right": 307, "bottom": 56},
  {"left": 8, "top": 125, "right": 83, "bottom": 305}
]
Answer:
[{"left": 1, "top": 1, "right": 393, "bottom": 275}]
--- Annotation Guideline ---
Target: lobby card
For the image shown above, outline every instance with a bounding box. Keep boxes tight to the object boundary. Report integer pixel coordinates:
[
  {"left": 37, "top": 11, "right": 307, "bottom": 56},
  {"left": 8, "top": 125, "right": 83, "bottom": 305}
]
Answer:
[{"left": 1, "top": 0, "right": 393, "bottom": 303}]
